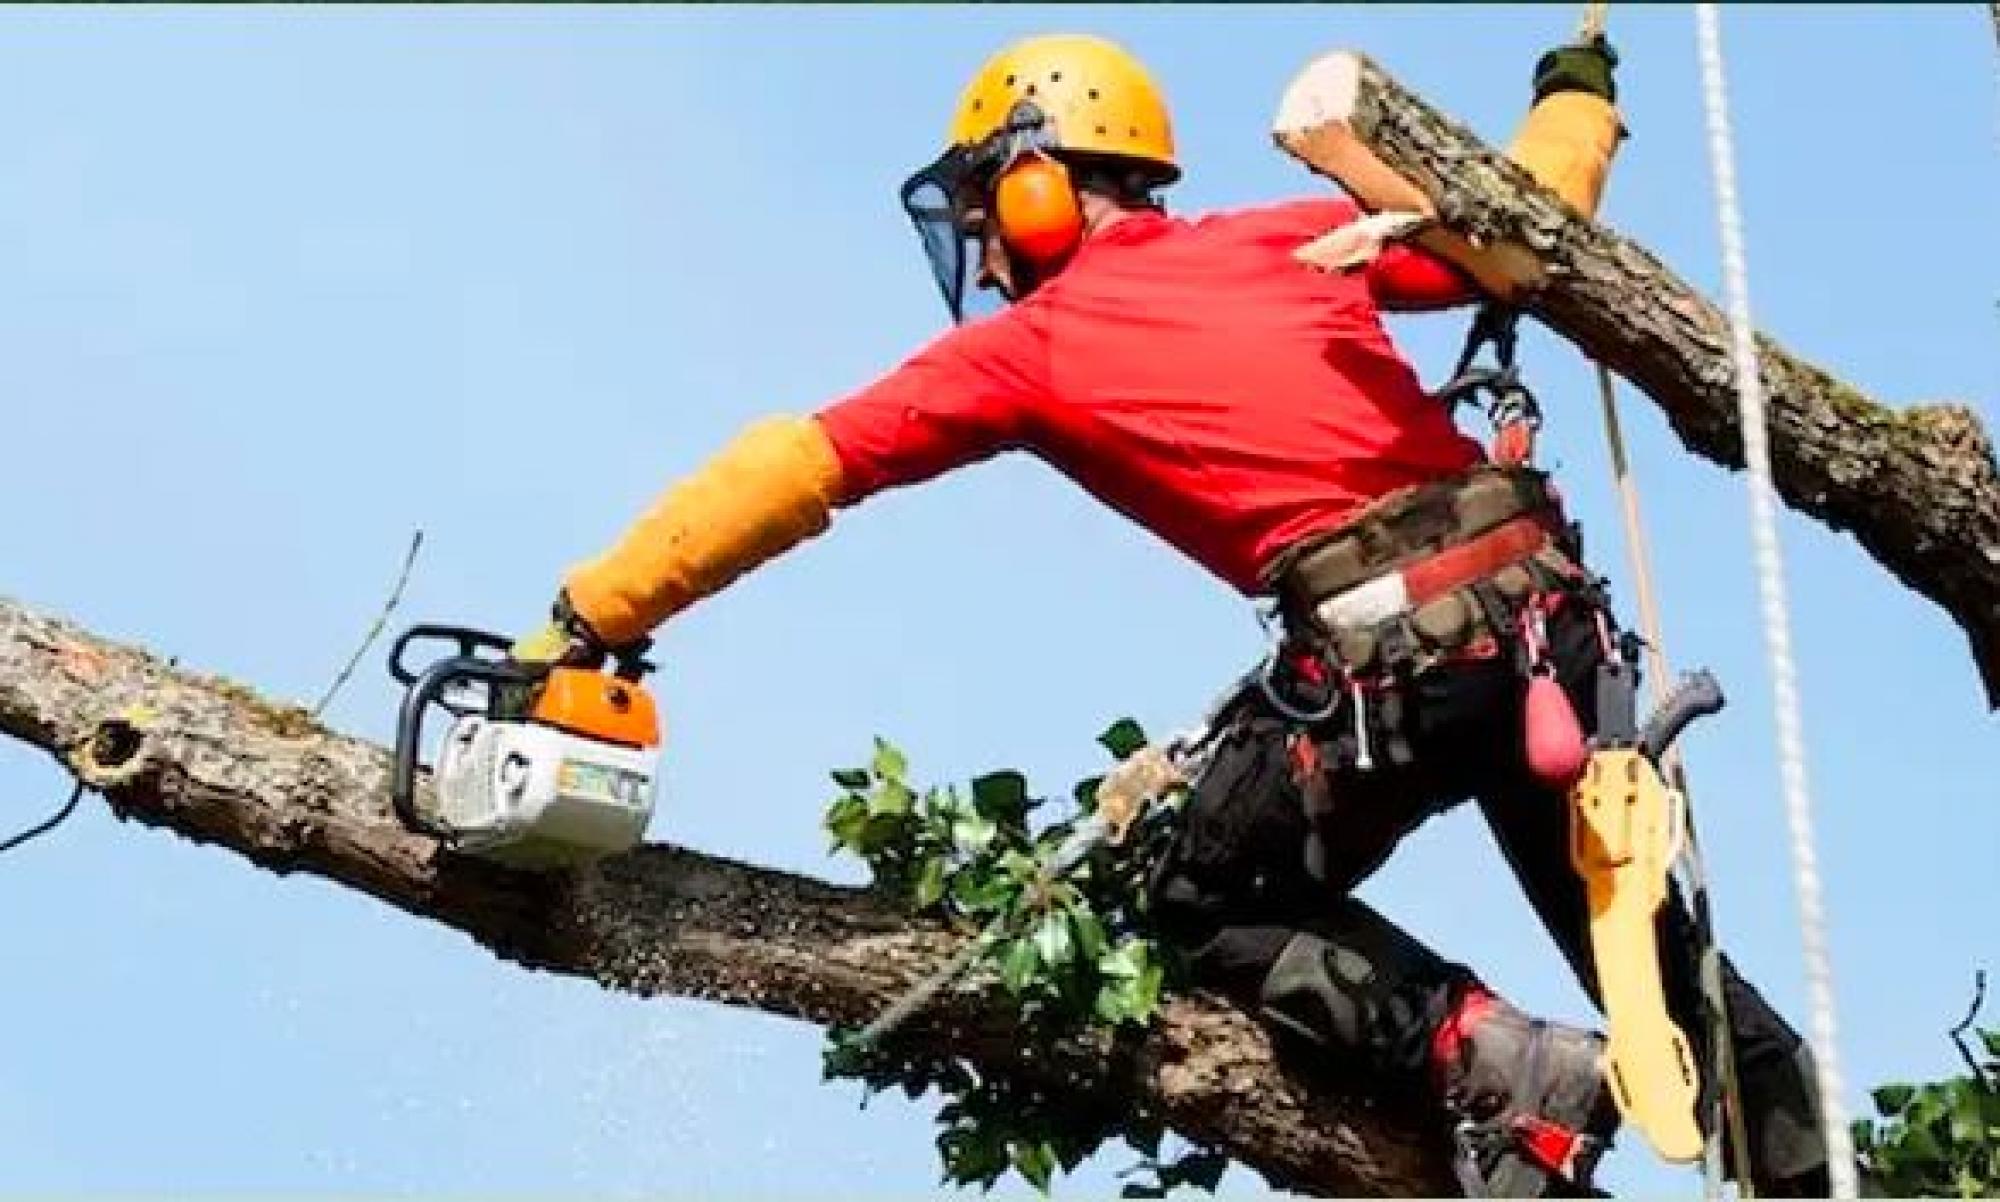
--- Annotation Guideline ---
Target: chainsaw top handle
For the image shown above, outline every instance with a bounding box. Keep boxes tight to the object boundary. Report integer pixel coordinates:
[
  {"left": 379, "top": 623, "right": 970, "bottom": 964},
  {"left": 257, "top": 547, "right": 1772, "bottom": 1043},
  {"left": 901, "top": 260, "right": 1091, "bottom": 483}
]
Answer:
[{"left": 387, "top": 624, "right": 516, "bottom": 686}]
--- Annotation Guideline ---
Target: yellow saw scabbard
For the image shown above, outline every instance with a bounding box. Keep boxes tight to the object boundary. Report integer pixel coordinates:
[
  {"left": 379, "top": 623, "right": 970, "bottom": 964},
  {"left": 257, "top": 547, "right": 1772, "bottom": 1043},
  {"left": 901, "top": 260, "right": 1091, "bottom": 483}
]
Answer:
[{"left": 1569, "top": 747, "right": 1705, "bottom": 1164}]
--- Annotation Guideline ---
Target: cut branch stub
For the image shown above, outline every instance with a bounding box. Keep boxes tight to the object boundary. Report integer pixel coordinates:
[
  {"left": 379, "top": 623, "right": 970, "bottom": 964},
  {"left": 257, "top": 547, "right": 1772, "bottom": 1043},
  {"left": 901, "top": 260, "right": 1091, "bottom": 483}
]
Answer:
[{"left": 1273, "top": 51, "right": 1547, "bottom": 298}]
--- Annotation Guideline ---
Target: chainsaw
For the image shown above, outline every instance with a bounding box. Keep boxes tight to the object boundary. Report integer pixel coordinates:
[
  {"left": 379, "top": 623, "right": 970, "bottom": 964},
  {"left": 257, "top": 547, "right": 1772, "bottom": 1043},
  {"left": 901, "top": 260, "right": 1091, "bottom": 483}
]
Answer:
[{"left": 387, "top": 624, "right": 662, "bottom": 869}]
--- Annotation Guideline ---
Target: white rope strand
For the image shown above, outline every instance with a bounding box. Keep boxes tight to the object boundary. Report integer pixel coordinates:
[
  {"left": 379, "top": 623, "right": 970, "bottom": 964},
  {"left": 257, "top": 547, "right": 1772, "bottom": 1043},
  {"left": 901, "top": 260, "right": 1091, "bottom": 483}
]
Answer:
[{"left": 1692, "top": 7, "right": 1856, "bottom": 1196}]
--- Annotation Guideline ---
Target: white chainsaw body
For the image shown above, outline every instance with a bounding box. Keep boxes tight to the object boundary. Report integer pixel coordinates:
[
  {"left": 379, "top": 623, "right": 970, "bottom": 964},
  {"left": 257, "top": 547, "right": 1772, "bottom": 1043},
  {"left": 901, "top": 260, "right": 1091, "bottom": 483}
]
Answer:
[{"left": 421, "top": 714, "right": 657, "bottom": 869}]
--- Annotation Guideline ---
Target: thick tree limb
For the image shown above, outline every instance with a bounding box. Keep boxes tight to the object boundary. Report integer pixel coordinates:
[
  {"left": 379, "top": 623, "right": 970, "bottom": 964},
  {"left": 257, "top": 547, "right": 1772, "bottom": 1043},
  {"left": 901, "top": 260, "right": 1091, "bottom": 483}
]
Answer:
[
  {"left": 0, "top": 596, "right": 1457, "bottom": 1197},
  {"left": 1275, "top": 52, "right": 2000, "bottom": 706}
]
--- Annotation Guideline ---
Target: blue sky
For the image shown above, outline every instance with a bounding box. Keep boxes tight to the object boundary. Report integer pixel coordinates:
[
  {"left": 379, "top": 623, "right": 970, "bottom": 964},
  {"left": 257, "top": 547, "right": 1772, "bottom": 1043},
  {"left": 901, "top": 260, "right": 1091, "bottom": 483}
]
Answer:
[{"left": 1, "top": 5, "right": 1994, "bottom": 1196}]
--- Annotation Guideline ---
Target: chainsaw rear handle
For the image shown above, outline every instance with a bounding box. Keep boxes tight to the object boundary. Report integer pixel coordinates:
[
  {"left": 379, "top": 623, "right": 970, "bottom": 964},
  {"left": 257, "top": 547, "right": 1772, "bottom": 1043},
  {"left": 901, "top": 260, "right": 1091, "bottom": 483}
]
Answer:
[
  {"left": 390, "top": 653, "right": 540, "bottom": 838},
  {"left": 387, "top": 624, "right": 516, "bottom": 686},
  {"left": 1639, "top": 670, "right": 1727, "bottom": 763}
]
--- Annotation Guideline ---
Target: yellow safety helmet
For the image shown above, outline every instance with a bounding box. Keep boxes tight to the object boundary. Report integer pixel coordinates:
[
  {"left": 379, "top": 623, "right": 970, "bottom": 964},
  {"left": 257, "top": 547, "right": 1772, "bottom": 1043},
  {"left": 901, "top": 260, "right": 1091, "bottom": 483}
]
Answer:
[
  {"left": 900, "top": 34, "right": 1180, "bottom": 322},
  {"left": 947, "top": 34, "right": 1177, "bottom": 177}
]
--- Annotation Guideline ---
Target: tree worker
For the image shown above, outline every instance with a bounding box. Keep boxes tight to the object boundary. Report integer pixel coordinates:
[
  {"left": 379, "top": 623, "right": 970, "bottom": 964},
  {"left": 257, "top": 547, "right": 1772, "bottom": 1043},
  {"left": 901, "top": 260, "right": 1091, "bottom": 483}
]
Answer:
[{"left": 507, "top": 31, "right": 1830, "bottom": 1197}]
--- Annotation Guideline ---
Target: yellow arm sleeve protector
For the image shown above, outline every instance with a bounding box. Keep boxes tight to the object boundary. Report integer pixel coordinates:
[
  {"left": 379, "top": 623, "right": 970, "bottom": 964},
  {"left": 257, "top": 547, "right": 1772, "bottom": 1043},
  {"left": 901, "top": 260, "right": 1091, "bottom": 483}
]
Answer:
[
  {"left": 562, "top": 415, "right": 846, "bottom": 646},
  {"left": 1504, "top": 90, "right": 1623, "bottom": 219}
]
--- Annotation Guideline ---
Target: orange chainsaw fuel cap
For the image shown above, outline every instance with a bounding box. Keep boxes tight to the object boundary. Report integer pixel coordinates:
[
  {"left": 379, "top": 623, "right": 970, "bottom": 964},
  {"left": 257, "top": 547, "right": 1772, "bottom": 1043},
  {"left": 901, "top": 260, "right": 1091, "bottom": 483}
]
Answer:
[{"left": 529, "top": 668, "right": 662, "bottom": 749}]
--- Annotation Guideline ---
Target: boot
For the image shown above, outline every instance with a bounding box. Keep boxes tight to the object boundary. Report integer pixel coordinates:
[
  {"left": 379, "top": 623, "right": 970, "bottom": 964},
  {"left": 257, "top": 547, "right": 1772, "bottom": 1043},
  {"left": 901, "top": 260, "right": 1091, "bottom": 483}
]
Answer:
[{"left": 1431, "top": 983, "right": 1622, "bottom": 1198}]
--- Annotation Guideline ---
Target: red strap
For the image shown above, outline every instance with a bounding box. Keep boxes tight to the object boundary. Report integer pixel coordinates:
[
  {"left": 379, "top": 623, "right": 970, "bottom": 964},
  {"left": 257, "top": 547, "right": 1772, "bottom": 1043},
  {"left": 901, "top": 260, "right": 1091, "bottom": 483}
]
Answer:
[
  {"left": 1429, "top": 983, "right": 1499, "bottom": 1089},
  {"left": 1401, "top": 515, "right": 1553, "bottom": 607},
  {"left": 1511, "top": 1114, "right": 1585, "bottom": 1177},
  {"left": 1288, "top": 732, "right": 1323, "bottom": 779}
]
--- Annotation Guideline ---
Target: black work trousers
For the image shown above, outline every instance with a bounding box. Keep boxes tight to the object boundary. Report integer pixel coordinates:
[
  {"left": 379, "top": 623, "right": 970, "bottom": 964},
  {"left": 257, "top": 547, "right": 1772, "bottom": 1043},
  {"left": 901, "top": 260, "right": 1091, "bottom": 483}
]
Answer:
[{"left": 1148, "top": 600, "right": 1828, "bottom": 1190}]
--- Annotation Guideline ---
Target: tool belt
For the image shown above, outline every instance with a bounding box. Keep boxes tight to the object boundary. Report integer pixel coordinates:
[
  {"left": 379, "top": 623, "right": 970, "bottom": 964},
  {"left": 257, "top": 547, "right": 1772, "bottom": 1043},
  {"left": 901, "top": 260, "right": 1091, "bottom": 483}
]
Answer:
[{"left": 1265, "top": 465, "right": 1589, "bottom": 678}]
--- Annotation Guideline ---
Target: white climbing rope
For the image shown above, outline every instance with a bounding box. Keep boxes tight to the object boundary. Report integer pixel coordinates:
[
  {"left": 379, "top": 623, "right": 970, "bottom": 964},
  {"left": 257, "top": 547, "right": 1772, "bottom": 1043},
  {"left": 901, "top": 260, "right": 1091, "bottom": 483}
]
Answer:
[{"left": 1691, "top": 7, "right": 1857, "bottom": 1197}]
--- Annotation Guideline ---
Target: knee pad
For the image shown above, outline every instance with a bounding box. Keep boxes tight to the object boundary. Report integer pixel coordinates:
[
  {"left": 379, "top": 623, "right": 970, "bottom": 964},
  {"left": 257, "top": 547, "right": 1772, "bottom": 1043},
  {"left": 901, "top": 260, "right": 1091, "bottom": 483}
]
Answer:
[{"left": 1255, "top": 901, "right": 1466, "bottom": 1080}]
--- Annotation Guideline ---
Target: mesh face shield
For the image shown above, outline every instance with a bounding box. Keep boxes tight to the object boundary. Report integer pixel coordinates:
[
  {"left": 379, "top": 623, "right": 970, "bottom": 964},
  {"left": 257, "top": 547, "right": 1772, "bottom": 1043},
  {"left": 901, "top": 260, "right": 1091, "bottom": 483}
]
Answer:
[
  {"left": 898, "top": 148, "right": 987, "bottom": 324},
  {"left": 898, "top": 104, "right": 1056, "bottom": 323}
]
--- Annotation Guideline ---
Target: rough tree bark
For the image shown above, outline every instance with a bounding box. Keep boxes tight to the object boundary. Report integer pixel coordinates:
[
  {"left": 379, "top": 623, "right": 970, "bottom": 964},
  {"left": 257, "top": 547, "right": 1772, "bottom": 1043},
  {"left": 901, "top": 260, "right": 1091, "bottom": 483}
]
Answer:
[
  {"left": 8, "top": 53, "right": 1994, "bottom": 1201},
  {"left": 1274, "top": 52, "right": 2000, "bottom": 706},
  {"left": 0, "top": 597, "right": 1457, "bottom": 1197}
]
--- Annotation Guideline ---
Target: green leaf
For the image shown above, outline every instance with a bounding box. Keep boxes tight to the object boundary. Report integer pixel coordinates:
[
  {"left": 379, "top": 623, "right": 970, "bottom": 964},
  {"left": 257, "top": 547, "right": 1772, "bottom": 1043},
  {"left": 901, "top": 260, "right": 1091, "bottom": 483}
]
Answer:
[
  {"left": 939, "top": 1126, "right": 1009, "bottom": 1190},
  {"left": 1874, "top": 1084, "right": 1917, "bottom": 1116},
  {"left": 820, "top": 1026, "right": 870, "bottom": 1079},
  {"left": 1098, "top": 717, "right": 1148, "bottom": 760},
  {"left": 971, "top": 770, "right": 1031, "bottom": 827},
  {"left": 1178, "top": 1149, "right": 1230, "bottom": 1191},
  {"left": 1051, "top": 1130, "right": 1092, "bottom": 1173},
  {"left": 921, "top": 784, "right": 957, "bottom": 821},
  {"left": 1073, "top": 774, "right": 1103, "bottom": 813},
  {"left": 1012, "top": 1139, "right": 1057, "bottom": 1194},
  {"left": 871, "top": 737, "right": 908, "bottom": 783},
  {"left": 1032, "top": 909, "right": 1075, "bottom": 971},
  {"left": 1900, "top": 1120, "right": 1945, "bottom": 1165},
  {"left": 1981, "top": 1028, "right": 2000, "bottom": 1060},
  {"left": 999, "top": 850, "right": 1041, "bottom": 884},
  {"left": 1125, "top": 1122, "right": 1165, "bottom": 1160},
  {"left": 1909, "top": 1085, "right": 1951, "bottom": 1133},
  {"left": 1069, "top": 906, "right": 1109, "bottom": 963},
  {"left": 1129, "top": 962, "right": 1166, "bottom": 1023},
  {"left": 950, "top": 870, "right": 1013, "bottom": 915},
  {"left": 831, "top": 768, "right": 872, "bottom": 790},
  {"left": 1001, "top": 936, "right": 1042, "bottom": 995},
  {"left": 857, "top": 811, "right": 911, "bottom": 854},
  {"left": 1956, "top": 1165, "right": 1985, "bottom": 1199},
  {"left": 1093, "top": 977, "right": 1136, "bottom": 1025},
  {"left": 825, "top": 795, "right": 868, "bottom": 849},
  {"left": 867, "top": 779, "right": 915, "bottom": 817},
  {"left": 1949, "top": 1082, "right": 1986, "bottom": 1145},
  {"left": 1100, "top": 937, "right": 1150, "bottom": 979},
  {"left": 951, "top": 812, "right": 999, "bottom": 856},
  {"left": 913, "top": 856, "right": 949, "bottom": 911}
]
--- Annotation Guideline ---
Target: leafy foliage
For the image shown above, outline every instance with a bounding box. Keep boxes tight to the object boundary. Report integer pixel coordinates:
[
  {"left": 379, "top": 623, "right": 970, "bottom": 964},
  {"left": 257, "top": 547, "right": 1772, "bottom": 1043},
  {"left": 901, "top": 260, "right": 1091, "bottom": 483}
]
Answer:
[
  {"left": 819, "top": 724, "right": 1227, "bottom": 1195},
  {"left": 1854, "top": 1012, "right": 2000, "bottom": 1198}
]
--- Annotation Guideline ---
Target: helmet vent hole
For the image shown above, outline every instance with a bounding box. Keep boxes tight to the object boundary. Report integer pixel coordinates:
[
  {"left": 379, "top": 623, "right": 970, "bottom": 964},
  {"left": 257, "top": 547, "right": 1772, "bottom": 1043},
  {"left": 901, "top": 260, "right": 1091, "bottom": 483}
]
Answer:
[
  {"left": 1025, "top": 83, "right": 1038, "bottom": 96},
  {"left": 1050, "top": 71, "right": 1063, "bottom": 82},
  {"left": 1128, "top": 126, "right": 1140, "bottom": 138},
  {"left": 1004, "top": 74, "right": 1017, "bottom": 86},
  {"left": 1095, "top": 125, "right": 1107, "bottom": 136},
  {"left": 1088, "top": 88, "right": 1101, "bottom": 100}
]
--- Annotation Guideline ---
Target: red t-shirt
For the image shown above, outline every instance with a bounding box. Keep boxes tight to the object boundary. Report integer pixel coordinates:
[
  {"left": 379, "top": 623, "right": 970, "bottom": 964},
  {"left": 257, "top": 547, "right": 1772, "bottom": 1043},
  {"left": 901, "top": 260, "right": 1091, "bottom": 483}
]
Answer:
[{"left": 815, "top": 197, "right": 1484, "bottom": 594}]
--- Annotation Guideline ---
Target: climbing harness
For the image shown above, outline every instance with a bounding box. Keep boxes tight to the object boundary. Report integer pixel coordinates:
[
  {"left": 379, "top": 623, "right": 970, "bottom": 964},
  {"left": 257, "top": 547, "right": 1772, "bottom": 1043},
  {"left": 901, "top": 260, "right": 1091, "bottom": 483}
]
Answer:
[
  {"left": 1692, "top": 6, "right": 1856, "bottom": 1195},
  {"left": 1322, "top": 7, "right": 1776, "bottom": 1187}
]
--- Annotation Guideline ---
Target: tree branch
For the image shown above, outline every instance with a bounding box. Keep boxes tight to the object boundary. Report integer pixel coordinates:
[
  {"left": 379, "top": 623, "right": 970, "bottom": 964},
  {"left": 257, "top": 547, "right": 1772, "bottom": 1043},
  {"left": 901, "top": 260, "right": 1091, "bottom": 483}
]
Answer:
[
  {"left": 0, "top": 595, "right": 1456, "bottom": 1197},
  {"left": 1274, "top": 51, "right": 2000, "bottom": 707}
]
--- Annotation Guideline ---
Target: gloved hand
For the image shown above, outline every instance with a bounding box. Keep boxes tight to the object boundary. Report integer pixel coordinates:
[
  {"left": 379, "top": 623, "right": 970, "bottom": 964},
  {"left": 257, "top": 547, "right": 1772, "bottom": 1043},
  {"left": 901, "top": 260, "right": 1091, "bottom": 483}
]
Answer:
[
  {"left": 508, "top": 592, "right": 610, "bottom": 668},
  {"left": 1533, "top": 36, "right": 1618, "bottom": 104},
  {"left": 498, "top": 593, "right": 608, "bottom": 716}
]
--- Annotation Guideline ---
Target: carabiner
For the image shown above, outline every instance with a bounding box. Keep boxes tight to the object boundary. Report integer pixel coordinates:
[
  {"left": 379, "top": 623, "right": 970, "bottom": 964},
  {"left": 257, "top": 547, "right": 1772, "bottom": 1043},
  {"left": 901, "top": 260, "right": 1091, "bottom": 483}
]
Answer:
[{"left": 1257, "top": 650, "right": 1342, "bottom": 725}]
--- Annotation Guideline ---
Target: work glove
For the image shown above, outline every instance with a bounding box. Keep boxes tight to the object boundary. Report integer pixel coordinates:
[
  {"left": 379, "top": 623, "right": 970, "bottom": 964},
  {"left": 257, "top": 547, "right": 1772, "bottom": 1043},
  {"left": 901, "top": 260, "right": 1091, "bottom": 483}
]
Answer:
[
  {"left": 507, "top": 591, "right": 610, "bottom": 670},
  {"left": 498, "top": 592, "right": 609, "bottom": 717},
  {"left": 1533, "top": 35, "right": 1618, "bottom": 104}
]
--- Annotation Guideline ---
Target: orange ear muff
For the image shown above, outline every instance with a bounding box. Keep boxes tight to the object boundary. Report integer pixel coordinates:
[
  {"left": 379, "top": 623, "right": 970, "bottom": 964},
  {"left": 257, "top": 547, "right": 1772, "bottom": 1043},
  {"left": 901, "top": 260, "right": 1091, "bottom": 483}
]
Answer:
[{"left": 993, "top": 154, "right": 1084, "bottom": 264}]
